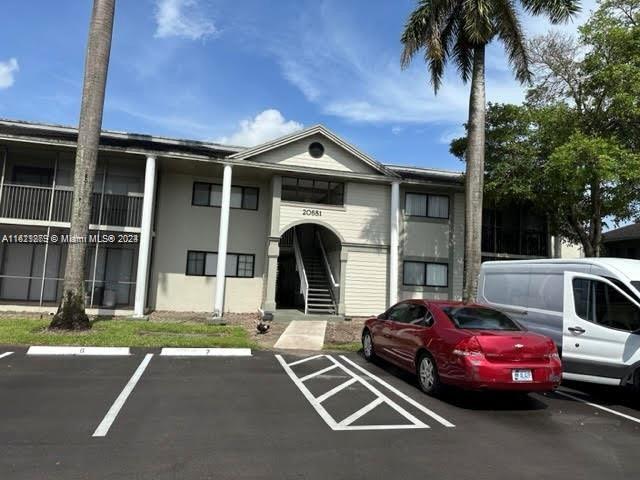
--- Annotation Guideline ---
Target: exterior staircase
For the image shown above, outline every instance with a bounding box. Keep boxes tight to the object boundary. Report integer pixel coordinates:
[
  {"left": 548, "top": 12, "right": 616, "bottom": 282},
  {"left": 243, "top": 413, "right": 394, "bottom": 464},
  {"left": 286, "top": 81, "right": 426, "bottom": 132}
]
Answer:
[{"left": 301, "top": 252, "right": 337, "bottom": 314}]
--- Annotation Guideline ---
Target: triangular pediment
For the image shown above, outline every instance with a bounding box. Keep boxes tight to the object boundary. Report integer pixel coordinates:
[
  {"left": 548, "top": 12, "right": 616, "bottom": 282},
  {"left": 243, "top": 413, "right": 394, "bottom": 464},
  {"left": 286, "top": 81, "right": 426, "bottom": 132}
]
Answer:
[{"left": 229, "top": 125, "right": 395, "bottom": 176}]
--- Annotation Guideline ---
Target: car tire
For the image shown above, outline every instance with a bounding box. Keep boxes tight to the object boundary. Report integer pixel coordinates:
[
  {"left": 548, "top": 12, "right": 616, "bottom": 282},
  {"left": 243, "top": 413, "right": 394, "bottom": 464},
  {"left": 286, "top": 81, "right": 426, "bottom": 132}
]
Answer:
[
  {"left": 417, "top": 352, "right": 441, "bottom": 396},
  {"left": 362, "top": 330, "right": 376, "bottom": 361}
]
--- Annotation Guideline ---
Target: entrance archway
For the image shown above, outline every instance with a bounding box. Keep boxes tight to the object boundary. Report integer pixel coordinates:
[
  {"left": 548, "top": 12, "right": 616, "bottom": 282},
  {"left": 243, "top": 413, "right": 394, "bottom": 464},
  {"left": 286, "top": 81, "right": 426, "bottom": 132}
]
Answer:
[{"left": 276, "top": 223, "right": 342, "bottom": 314}]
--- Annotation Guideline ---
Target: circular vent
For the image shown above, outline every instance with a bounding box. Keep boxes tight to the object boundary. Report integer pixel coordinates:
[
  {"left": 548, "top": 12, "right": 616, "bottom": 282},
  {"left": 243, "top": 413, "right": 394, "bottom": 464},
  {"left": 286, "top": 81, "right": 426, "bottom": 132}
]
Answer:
[{"left": 308, "top": 141, "right": 325, "bottom": 158}]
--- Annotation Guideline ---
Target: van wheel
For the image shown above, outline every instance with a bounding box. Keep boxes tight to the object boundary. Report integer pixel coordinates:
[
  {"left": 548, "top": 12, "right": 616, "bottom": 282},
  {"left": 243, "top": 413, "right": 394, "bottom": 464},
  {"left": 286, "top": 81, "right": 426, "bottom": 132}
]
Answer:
[
  {"left": 417, "top": 352, "right": 441, "bottom": 396},
  {"left": 362, "top": 330, "right": 376, "bottom": 361}
]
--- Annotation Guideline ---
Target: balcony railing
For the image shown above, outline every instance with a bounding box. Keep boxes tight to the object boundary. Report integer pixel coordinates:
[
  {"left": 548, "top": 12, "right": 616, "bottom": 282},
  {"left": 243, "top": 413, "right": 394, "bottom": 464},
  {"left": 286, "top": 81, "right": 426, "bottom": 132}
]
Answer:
[
  {"left": 0, "top": 184, "right": 143, "bottom": 228},
  {"left": 482, "top": 225, "right": 548, "bottom": 257}
]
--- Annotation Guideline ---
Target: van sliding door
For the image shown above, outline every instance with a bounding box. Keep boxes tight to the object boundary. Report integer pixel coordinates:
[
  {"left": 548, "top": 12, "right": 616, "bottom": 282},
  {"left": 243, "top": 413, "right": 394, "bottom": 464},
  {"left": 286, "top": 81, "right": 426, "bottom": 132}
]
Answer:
[{"left": 562, "top": 271, "right": 640, "bottom": 384}]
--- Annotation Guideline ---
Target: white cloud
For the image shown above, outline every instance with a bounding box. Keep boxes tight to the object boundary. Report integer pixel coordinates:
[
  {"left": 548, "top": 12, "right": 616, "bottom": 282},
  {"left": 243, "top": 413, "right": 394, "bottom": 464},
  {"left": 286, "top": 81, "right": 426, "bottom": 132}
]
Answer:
[
  {"left": 266, "top": 1, "right": 598, "bottom": 127},
  {"left": 267, "top": 5, "right": 527, "bottom": 126},
  {"left": 216, "top": 109, "right": 303, "bottom": 147},
  {"left": 154, "top": 0, "right": 217, "bottom": 40},
  {"left": 0, "top": 58, "right": 19, "bottom": 89}
]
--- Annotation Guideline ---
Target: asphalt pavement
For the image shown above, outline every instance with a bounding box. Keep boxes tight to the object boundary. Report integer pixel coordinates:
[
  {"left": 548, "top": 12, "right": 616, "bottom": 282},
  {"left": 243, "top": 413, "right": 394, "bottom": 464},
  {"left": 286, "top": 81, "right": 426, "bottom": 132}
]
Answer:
[{"left": 1, "top": 347, "right": 639, "bottom": 480}]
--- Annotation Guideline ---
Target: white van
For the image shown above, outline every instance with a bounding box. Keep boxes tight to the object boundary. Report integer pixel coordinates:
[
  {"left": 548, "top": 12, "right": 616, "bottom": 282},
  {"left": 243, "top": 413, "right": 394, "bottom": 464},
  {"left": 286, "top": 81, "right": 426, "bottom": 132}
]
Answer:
[{"left": 478, "top": 258, "right": 640, "bottom": 389}]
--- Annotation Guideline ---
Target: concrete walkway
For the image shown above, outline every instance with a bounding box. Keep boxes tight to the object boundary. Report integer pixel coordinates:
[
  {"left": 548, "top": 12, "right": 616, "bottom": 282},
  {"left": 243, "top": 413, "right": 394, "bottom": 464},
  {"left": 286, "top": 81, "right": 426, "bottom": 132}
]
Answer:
[{"left": 273, "top": 320, "right": 327, "bottom": 350}]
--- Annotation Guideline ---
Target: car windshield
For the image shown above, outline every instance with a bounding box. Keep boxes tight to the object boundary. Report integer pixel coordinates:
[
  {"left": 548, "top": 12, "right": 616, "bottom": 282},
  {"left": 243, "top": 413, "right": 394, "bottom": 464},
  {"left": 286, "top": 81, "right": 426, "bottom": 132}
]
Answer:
[
  {"left": 442, "top": 306, "right": 522, "bottom": 331},
  {"left": 632, "top": 281, "right": 640, "bottom": 293}
]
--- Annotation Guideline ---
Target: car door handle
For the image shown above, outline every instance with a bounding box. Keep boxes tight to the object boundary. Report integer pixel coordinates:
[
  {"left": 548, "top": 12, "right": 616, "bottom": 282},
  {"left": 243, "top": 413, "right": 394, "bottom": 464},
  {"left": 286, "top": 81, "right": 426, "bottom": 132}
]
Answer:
[{"left": 568, "top": 326, "right": 586, "bottom": 334}]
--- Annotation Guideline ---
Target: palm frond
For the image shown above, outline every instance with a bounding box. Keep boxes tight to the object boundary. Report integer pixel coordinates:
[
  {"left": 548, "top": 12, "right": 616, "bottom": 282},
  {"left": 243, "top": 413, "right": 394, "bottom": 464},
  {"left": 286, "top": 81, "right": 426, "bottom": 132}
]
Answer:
[
  {"left": 462, "top": 0, "right": 495, "bottom": 44},
  {"left": 495, "top": 0, "right": 531, "bottom": 84},
  {"left": 520, "top": 0, "right": 581, "bottom": 24},
  {"left": 400, "top": 0, "right": 458, "bottom": 92},
  {"left": 400, "top": 0, "right": 433, "bottom": 69}
]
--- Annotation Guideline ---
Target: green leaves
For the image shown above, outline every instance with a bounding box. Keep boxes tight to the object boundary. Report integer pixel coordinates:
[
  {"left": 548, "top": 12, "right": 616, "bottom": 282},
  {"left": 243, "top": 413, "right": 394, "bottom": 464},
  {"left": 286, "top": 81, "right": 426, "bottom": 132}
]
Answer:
[{"left": 400, "top": 0, "right": 580, "bottom": 91}]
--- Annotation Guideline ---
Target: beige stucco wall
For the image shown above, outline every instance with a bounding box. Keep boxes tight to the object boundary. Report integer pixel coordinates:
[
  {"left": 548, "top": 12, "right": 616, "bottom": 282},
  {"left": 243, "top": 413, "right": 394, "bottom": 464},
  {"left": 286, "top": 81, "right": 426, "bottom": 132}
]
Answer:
[
  {"left": 149, "top": 171, "right": 269, "bottom": 313},
  {"left": 279, "top": 182, "right": 390, "bottom": 245},
  {"left": 249, "top": 134, "right": 379, "bottom": 174}
]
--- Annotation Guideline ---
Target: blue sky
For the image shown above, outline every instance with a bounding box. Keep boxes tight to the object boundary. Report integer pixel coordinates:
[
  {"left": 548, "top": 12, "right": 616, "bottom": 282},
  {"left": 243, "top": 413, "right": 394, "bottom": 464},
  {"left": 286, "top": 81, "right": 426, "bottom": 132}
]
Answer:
[{"left": 0, "top": 0, "right": 597, "bottom": 171}]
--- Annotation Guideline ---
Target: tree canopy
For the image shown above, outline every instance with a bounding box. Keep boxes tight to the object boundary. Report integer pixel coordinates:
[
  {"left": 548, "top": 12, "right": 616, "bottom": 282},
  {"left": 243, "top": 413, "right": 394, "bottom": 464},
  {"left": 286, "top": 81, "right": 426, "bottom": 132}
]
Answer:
[{"left": 450, "top": 0, "right": 640, "bottom": 256}]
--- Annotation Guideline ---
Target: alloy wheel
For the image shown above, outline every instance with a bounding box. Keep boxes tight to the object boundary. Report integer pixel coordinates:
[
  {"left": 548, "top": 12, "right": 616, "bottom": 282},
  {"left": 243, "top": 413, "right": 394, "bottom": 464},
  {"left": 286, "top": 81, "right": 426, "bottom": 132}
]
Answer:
[
  {"left": 363, "top": 332, "right": 373, "bottom": 359},
  {"left": 420, "top": 356, "right": 435, "bottom": 391}
]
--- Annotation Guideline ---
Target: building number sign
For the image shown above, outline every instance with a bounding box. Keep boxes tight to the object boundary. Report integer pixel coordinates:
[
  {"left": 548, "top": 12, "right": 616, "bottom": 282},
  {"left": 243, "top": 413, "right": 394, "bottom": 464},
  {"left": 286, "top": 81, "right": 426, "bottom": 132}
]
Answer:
[{"left": 302, "top": 209, "right": 322, "bottom": 217}]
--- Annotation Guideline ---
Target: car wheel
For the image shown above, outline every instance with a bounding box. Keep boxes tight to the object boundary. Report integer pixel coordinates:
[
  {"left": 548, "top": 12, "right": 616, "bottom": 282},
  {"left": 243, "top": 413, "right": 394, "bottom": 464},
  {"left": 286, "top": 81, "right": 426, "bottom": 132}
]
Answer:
[
  {"left": 362, "top": 330, "right": 376, "bottom": 361},
  {"left": 417, "top": 352, "right": 441, "bottom": 396}
]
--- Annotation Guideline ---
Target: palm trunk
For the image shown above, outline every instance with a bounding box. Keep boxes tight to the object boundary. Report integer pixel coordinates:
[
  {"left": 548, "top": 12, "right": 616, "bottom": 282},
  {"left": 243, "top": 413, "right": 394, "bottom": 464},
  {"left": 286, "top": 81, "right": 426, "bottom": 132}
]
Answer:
[
  {"left": 462, "top": 45, "right": 486, "bottom": 304},
  {"left": 50, "top": 0, "right": 116, "bottom": 330}
]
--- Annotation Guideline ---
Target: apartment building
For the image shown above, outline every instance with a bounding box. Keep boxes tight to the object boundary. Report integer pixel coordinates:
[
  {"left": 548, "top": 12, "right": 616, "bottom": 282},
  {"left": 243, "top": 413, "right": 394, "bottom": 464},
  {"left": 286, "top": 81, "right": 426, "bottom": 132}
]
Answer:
[{"left": 0, "top": 119, "right": 550, "bottom": 318}]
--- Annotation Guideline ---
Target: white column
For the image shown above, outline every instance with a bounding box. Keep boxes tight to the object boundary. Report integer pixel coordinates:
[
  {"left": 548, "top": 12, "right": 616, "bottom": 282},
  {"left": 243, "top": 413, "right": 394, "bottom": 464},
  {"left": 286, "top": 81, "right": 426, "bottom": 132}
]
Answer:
[
  {"left": 213, "top": 164, "right": 233, "bottom": 317},
  {"left": 389, "top": 181, "right": 400, "bottom": 306},
  {"left": 134, "top": 155, "right": 157, "bottom": 317}
]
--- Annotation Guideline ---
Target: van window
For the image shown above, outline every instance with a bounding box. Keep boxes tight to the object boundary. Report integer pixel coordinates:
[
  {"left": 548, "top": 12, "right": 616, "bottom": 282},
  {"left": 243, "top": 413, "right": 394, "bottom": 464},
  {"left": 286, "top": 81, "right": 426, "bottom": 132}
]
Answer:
[
  {"left": 572, "top": 278, "right": 640, "bottom": 332},
  {"left": 527, "top": 274, "right": 563, "bottom": 312},
  {"left": 483, "top": 273, "right": 530, "bottom": 307}
]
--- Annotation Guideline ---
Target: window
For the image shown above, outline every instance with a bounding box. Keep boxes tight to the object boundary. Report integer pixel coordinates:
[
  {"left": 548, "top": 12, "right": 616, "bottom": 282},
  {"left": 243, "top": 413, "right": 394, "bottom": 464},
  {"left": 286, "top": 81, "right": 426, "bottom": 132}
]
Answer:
[
  {"left": 186, "top": 251, "right": 255, "bottom": 278},
  {"left": 403, "top": 261, "right": 448, "bottom": 287},
  {"left": 308, "top": 142, "right": 325, "bottom": 158},
  {"left": 572, "top": 278, "right": 640, "bottom": 332},
  {"left": 405, "top": 193, "right": 449, "bottom": 219},
  {"left": 527, "top": 274, "right": 564, "bottom": 312},
  {"left": 483, "top": 273, "right": 530, "bottom": 307},
  {"left": 192, "top": 182, "right": 259, "bottom": 210},
  {"left": 12, "top": 166, "right": 53, "bottom": 186},
  {"left": 407, "top": 304, "right": 429, "bottom": 325},
  {"left": 387, "top": 303, "right": 412, "bottom": 323},
  {"left": 281, "top": 176, "right": 344, "bottom": 205},
  {"left": 442, "top": 306, "right": 522, "bottom": 331}
]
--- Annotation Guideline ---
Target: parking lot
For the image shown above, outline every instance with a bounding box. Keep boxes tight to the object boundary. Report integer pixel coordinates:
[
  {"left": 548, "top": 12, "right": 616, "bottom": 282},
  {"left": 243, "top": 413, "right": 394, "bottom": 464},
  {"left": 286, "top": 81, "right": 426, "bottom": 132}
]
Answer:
[{"left": 1, "top": 348, "right": 639, "bottom": 480}]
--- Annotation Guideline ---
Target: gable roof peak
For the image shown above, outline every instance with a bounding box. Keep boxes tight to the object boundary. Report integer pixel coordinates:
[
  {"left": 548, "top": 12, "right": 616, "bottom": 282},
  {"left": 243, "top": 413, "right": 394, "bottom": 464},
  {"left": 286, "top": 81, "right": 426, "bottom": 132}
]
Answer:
[{"left": 229, "top": 124, "right": 397, "bottom": 177}]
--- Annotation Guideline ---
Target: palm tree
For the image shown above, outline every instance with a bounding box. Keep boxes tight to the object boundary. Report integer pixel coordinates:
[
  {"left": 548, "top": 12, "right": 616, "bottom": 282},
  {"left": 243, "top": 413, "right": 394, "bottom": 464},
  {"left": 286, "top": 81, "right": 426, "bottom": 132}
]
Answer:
[
  {"left": 50, "top": 0, "right": 116, "bottom": 330},
  {"left": 401, "top": 0, "right": 579, "bottom": 303}
]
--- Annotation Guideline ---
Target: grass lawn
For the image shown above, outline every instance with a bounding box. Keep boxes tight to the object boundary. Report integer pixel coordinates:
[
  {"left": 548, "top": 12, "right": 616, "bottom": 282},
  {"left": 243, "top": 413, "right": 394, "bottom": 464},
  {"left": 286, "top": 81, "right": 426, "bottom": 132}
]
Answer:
[
  {"left": 0, "top": 318, "right": 256, "bottom": 349},
  {"left": 324, "top": 341, "right": 361, "bottom": 353}
]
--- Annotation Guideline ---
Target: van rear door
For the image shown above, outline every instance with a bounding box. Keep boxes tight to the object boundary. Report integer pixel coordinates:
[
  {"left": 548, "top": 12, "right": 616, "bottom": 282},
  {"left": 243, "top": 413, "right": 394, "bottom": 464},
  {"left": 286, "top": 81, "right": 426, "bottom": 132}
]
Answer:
[{"left": 562, "top": 271, "right": 640, "bottom": 384}]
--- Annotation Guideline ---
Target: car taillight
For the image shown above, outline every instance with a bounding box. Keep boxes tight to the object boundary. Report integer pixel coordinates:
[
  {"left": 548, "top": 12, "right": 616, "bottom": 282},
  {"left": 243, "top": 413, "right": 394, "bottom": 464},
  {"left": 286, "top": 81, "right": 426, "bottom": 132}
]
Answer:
[
  {"left": 453, "top": 336, "right": 484, "bottom": 357},
  {"left": 544, "top": 341, "right": 560, "bottom": 360}
]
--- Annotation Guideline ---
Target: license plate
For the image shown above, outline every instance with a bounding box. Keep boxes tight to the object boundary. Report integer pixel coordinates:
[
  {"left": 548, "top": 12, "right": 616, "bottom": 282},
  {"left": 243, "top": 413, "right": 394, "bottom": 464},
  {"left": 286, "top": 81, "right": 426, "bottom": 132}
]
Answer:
[{"left": 512, "top": 369, "right": 533, "bottom": 382}]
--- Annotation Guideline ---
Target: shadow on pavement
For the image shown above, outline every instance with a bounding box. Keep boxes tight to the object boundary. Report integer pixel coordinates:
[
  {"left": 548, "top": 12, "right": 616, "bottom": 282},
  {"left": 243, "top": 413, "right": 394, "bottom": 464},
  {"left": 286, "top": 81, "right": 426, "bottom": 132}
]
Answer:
[{"left": 354, "top": 351, "right": 549, "bottom": 412}]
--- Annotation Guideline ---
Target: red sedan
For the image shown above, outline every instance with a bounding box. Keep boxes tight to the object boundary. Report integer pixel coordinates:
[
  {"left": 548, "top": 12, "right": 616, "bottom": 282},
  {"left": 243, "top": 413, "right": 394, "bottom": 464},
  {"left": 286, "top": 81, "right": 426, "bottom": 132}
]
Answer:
[{"left": 362, "top": 300, "right": 562, "bottom": 395}]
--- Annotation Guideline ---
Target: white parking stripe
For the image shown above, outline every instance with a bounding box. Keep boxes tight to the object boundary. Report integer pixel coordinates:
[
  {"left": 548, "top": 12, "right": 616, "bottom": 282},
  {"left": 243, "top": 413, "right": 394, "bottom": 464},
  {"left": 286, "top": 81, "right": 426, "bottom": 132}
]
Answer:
[
  {"left": 338, "top": 397, "right": 385, "bottom": 426},
  {"left": 160, "top": 347, "right": 251, "bottom": 356},
  {"left": 28, "top": 346, "right": 130, "bottom": 356},
  {"left": 325, "top": 356, "right": 429, "bottom": 429},
  {"left": 554, "top": 390, "right": 640, "bottom": 425},
  {"left": 276, "top": 355, "right": 343, "bottom": 429},
  {"left": 300, "top": 364, "right": 338, "bottom": 382},
  {"left": 276, "top": 354, "right": 429, "bottom": 431},
  {"left": 317, "top": 378, "right": 358, "bottom": 403},
  {"left": 287, "top": 355, "right": 324, "bottom": 367},
  {"left": 92, "top": 354, "right": 153, "bottom": 437},
  {"left": 0, "top": 352, "right": 13, "bottom": 360},
  {"left": 339, "top": 355, "right": 455, "bottom": 428}
]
